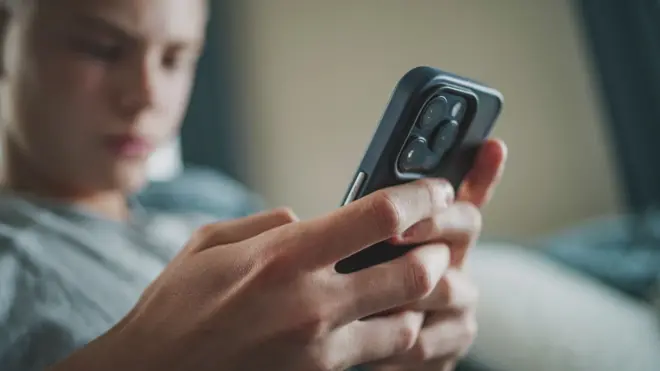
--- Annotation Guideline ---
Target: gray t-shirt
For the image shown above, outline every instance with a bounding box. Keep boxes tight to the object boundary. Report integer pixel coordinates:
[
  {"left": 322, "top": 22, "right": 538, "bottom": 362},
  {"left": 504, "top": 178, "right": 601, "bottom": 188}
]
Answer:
[{"left": 0, "top": 192, "right": 214, "bottom": 370}]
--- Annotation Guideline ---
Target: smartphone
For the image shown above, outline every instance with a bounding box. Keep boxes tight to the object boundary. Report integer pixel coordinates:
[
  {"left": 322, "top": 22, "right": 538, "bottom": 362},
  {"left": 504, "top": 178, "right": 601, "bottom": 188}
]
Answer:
[{"left": 334, "top": 66, "right": 503, "bottom": 274}]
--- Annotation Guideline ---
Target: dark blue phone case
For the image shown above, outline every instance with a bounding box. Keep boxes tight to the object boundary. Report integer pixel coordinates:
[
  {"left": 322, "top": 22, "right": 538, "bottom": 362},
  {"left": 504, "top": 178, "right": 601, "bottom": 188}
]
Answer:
[{"left": 335, "top": 66, "right": 503, "bottom": 274}]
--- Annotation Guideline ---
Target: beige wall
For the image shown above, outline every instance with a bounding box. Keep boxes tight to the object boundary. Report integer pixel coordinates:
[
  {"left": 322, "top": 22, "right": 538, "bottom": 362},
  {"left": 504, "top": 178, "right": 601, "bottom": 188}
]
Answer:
[{"left": 233, "top": 0, "right": 622, "bottom": 241}]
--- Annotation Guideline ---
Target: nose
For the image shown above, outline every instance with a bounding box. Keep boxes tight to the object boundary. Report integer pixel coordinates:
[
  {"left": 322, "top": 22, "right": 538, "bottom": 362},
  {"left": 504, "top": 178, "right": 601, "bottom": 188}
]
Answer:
[{"left": 114, "top": 55, "right": 159, "bottom": 116}]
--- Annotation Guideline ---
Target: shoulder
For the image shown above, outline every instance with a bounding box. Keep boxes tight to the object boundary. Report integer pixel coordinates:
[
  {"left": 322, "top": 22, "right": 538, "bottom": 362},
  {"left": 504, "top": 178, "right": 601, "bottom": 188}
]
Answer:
[
  {"left": 137, "top": 166, "right": 265, "bottom": 220},
  {"left": 0, "top": 195, "right": 77, "bottom": 370}
]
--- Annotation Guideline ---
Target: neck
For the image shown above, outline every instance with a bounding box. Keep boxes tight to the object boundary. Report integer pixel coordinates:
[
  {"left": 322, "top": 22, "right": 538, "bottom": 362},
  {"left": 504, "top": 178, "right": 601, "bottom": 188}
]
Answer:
[{"left": 0, "top": 134, "right": 129, "bottom": 221}]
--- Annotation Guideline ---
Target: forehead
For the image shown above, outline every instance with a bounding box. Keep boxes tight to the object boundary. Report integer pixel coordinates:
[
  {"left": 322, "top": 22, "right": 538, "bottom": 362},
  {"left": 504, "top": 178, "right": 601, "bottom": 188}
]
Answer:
[{"left": 34, "top": 0, "right": 208, "bottom": 42}]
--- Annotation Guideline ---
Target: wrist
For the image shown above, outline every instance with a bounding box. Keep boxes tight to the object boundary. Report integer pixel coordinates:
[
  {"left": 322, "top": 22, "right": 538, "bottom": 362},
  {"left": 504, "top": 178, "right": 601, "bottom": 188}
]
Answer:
[{"left": 49, "top": 316, "right": 144, "bottom": 371}]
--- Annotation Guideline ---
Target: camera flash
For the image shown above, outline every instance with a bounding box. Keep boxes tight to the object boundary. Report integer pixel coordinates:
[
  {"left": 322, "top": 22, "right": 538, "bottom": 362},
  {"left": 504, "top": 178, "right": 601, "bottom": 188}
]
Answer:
[{"left": 451, "top": 102, "right": 463, "bottom": 118}]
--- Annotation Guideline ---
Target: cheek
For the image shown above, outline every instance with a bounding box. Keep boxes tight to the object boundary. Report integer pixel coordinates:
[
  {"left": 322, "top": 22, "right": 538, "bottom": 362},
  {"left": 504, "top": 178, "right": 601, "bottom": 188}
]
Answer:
[
  {"left": 157, "top": 75, "right": 195, "bottom": 133},
  {"left": 37, "top": 57, "right": 113, "bottom": 135},
  {"left": 48, "top": 63, "right": 107, "bottom": 126},
  {"left": 47, "top": 57, "right": 109, "bottom": 102},
  {"left": 25, "top": 34, "right": 112, "bottom": 125},
  {"left": 22, "top": 52, "right": 107, "bottom": 120},
  {"left": 12, "top": 57, "right": 109, "bottom": 151}
]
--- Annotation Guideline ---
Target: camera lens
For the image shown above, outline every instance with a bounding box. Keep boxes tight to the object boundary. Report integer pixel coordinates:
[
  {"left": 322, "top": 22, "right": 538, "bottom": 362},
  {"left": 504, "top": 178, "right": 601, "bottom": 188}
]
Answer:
[
  {"left": 419, "top": 96, "right": 448, "bottom": 130},
  {"left": 431, "top": 120, "right": 459, "bottom": 154},
  {"left": 399, "top": 137, "right": 429, "bottom": 173}
]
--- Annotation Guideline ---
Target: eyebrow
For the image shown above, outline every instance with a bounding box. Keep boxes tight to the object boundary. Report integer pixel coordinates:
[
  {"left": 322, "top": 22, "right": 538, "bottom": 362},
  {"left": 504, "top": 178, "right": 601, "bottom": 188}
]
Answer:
[
  {"left": 70, "top": 13, "right": 203, "bottom": 49},
  {"left": 71, "top": 14, "right": 137, "bottom": 41}
]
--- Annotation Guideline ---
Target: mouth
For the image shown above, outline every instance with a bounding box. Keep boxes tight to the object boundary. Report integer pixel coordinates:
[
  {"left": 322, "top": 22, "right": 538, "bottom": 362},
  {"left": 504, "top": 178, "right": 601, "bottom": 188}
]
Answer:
[{"left": 102, "top": 134, "right": 155, "bottom": 158}]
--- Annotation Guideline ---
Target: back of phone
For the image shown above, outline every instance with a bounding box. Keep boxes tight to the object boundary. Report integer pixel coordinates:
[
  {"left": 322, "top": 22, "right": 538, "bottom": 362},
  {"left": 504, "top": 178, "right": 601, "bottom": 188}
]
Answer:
[{"left": 335, "top": 66, "right": 503, "bottom": 274}]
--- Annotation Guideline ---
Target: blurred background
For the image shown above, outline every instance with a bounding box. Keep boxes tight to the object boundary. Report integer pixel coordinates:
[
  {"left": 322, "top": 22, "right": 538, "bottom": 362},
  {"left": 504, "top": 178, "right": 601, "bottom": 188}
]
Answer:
[
  {"left": 235, "top": 0, "right": 621, "bottom": 242},
  {"left": 145, "top": 1, "right": 660, "bottom": 370},
  {"left": 169, "top": 0, "right": 639, "bottom": 243}
]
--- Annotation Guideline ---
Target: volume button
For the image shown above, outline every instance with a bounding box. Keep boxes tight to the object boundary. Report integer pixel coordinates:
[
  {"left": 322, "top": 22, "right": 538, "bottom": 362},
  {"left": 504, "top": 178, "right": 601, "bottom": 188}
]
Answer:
[{"left": 342, "top": 172, "right": 366, "bottom": 206}]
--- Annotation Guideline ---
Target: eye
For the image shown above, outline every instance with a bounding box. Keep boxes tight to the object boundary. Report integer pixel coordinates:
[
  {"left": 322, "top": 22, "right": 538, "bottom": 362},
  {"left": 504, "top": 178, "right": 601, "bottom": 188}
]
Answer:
[
  {"left": 69, "top": 38, "right": 123, "bottom": 63},
  {"left": 162, "top": 50, "right": 181, "bottom": 70},
  {"left": 161, "top": 45, "right": 200, "bottom": 71}
]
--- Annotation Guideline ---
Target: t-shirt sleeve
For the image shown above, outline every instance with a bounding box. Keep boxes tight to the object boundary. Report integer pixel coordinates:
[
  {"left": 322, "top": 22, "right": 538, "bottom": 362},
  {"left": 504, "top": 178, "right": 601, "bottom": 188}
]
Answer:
[
  {"left": 0, "top": 241, "right": 31, "bottom": 370},
  {"left": 0, "top": 239, "right": 75, "bottom": 371}
]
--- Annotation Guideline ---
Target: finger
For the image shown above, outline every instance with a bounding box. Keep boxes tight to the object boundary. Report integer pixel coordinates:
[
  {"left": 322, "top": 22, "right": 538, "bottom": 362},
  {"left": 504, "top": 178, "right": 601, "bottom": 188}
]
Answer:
[
  {"left": 392, "top": 202, "right": 481, "bottom": 267},
  {"left": 302, "top": 178, "right": 454, "bottom": 267},
  {"left": 392, "top": 201, "right": 482, "bottom": 245},
  {"left": 379, "top": 311, "right": 477, "bottom": 365},
  {"left": 332, "top": 311, "right": 425, "bottom": 369},
  {"left": 187, "top": 208, "right": 298, "bottom": 253},
  {"left": 457, "top": 139, "right": 507, "bottom": 207},
  {"left": 333, "top": 244, "right": 450, "bottom": 324},
  {"left": 404, "top": 269, "right": 479, "bottom": 312}
]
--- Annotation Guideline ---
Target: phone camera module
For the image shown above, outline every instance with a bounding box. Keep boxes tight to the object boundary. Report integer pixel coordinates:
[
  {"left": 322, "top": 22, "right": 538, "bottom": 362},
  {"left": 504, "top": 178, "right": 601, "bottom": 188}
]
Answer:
[{"left": 401, "top": 92, "right": 468, "bottom": 176}]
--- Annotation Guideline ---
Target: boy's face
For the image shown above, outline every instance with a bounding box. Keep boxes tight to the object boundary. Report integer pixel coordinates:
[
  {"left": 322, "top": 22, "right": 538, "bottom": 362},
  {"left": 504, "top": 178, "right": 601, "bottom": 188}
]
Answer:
[{"left": 1, "top": 0, "right": 207, "bottom": 193}]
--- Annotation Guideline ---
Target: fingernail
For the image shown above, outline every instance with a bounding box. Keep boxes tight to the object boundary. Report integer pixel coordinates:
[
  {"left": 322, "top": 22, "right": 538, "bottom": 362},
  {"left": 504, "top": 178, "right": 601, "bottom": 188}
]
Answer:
[
  {"left": 388, "top": 235, "right": 405, "bottom": 244},
  {"left": 446, "top": 184, "right": 456, "bottom": 204},
  {"left": 402, "top": 224, "right": 418, "bottom": 239}
]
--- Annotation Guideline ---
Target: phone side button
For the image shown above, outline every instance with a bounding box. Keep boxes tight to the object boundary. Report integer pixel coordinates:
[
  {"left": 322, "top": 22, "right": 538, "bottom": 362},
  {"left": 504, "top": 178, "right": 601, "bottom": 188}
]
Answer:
[{"left": 342, "top": 171, "right": 367, "bottom": 206}]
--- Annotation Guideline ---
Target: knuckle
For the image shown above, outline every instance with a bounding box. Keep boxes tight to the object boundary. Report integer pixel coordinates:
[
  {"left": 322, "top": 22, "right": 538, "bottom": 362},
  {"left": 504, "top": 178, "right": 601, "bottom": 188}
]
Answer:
[
  {"left": 369, "top": 192, "right": 402, "bottom": 236},
  {"left": 305, "top": 315, "right": 331, "bottom": 341},
  {"left": 459, "top": 203, "right": 483, "bottom": 232},
  {"left": 271, "top": 207, "right": 300, "bottom": 223},
  {"left": 417, "top": 177, "right": 438, "bottom": 192},
  {"left": 394, "top": 314, "right": 420, "bottom": 353},
  {"left": 192, "top": 222, "right": 218, "bottom": 243},
  {"left": 404, "top": 254, "right": 434, "bottom": 300},
  {"left": 257, "top": 247, "right": 298, "bottom": 283},
  {"left": 291, "top": 310, "right": 332, "bottom": 344},
  {"left": 252, "top": 234, "right": 302, "bottom": 282},
  {"left": 418, "top": 178, "right": 454, "bottom": 209}
]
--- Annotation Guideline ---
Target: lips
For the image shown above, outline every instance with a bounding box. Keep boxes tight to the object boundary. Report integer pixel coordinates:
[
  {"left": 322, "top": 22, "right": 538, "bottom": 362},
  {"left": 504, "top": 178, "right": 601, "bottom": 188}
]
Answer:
[{"left": 103, "top": 134, "right": 155, "bottom": 158}]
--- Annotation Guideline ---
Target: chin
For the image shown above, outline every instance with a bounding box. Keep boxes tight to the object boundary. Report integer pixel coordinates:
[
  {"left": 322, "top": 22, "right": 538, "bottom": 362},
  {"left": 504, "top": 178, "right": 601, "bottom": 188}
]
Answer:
[
  {"left": 120, "top": 175, "right": 149, "bottom": 195},
  {"left": 112, "top": 163, "right": 150, "bottom": 195}
]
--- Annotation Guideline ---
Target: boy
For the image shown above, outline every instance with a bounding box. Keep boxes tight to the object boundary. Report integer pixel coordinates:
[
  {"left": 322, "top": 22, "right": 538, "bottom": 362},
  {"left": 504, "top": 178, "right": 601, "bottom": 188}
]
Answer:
[{"left": 0, "top": 1, "right": 506, "bottom": 370}]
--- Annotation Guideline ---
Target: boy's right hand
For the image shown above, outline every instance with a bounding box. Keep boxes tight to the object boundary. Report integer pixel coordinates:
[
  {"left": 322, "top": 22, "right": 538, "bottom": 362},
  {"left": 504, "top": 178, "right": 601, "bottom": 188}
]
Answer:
[{"left": 53, "top": 179, "right": 458, "bottom": 371}]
